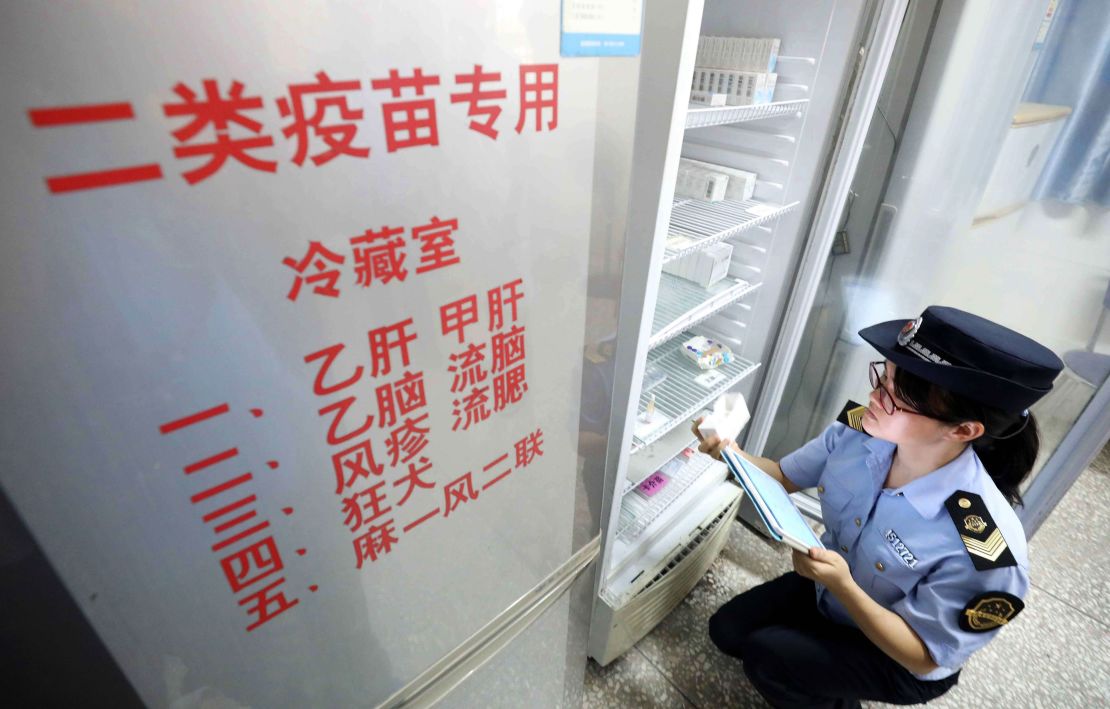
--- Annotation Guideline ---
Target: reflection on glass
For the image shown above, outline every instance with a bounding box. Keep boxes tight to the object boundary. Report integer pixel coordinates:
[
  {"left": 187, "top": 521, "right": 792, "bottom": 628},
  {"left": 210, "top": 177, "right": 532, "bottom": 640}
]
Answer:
[{"left": 766, "top": 1, "right": 1108, "bottom": 500}]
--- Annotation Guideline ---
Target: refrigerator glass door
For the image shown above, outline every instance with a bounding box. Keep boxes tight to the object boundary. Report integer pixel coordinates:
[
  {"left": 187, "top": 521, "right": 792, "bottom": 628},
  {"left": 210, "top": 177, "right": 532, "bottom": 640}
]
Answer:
[{"left": 763, "top": 0, "right": 1110, "bottom": 536}]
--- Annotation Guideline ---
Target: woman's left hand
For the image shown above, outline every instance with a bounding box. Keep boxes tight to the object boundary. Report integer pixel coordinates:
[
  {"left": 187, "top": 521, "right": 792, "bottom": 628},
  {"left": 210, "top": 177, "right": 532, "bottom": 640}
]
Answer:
[{"left": 792, "top": 547, "right": 854, "bottom": 596}]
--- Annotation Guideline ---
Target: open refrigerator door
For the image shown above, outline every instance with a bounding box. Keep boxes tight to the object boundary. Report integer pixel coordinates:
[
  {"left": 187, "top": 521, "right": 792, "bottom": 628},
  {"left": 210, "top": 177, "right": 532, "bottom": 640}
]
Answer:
[{"left": 589, "top": 0, "right": 907, "bottom": 666}]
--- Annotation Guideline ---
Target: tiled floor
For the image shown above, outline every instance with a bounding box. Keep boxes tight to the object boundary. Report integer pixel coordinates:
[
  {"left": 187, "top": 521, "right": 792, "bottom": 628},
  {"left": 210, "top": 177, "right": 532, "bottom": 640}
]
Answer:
[{"left": 584, "top": 444, "right": 1110, "bottom": 707}]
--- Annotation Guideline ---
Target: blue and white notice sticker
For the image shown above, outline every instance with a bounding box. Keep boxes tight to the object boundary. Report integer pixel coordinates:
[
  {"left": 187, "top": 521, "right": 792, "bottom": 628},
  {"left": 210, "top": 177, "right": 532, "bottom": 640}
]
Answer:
[{"left": 561, "top": 0, "right": 643, "bottom": 57}]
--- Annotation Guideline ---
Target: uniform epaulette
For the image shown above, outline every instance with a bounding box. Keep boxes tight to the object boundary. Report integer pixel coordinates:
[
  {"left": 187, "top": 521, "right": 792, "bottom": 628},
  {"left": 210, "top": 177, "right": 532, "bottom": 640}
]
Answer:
[
  {"left": 944, "top": 490, "right": 1016, "bottom": 571},
  {"left": 836, "top": 399, "right": 870, "bottom": 435}
]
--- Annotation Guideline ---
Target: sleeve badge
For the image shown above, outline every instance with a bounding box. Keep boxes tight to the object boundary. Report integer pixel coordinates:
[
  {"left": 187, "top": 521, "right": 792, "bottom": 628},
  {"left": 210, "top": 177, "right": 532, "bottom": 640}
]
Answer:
[{"left": 959, "top": 591, "right": 1024, "bottom": 632}]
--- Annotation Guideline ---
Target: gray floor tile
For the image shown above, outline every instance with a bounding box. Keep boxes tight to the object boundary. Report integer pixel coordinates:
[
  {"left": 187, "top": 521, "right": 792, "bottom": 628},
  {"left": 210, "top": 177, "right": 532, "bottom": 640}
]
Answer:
[
  {"left": 716, "top": 515, "right": 799, "bottom": 582},
  {"left": 1090, "top": 440, "right": 1110, "bottom": 475},
  {"left": 583, "top": 648, "right": 695, "bottom": 708},
  {"left": 1027, "top": 467, "right": 1110, "bottom": 627},
  {"left": 633, "top": 522, "right": 790, "bottom": 708},
  {"left": 585, "top": 449, "right": 1110, "bottom": 708},
  {"left": 867, "top": 585, "right": 1110, "bottom": 708}
]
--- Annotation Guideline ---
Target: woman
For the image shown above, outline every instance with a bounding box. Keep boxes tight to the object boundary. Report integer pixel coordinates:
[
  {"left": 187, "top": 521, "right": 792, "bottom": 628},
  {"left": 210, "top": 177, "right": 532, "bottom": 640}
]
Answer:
[{"left": 695, "top": 306, "right": 1063, "bottom": 708}]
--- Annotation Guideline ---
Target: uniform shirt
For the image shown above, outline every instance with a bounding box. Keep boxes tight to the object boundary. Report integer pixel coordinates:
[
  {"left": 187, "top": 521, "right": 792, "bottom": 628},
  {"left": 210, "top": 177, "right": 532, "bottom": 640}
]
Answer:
[{"left": 780, "top": 422, "right": 1029, "bottom": 681}]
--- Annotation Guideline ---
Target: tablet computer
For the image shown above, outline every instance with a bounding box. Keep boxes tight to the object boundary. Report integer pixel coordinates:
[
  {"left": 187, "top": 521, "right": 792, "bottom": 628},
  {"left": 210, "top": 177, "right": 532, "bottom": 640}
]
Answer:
[{"left": 721, "top": 448, "right": 824, "bottom": 552}]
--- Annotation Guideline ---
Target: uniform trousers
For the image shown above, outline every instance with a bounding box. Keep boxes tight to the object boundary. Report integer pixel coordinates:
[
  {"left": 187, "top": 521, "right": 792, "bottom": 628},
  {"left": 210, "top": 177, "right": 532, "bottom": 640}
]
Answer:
[{"left": 708, "top": 572, "right": 959, "bottom": 708}]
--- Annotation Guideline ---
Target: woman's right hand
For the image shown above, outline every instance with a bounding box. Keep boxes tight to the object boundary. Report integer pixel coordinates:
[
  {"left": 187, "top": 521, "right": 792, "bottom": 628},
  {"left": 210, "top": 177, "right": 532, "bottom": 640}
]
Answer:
[{"left": 691, "top": 417, "right": 737, "bottom": 461}]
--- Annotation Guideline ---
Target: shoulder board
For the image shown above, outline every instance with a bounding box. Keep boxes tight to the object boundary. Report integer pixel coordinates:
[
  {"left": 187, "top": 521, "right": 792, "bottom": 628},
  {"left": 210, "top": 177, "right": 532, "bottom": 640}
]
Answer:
[
  {"left": 836, "top": 400, "right": 870, "bottom": 435},
  {"left": 944, "top": 490, "right": 1017, "bottom": 571}
]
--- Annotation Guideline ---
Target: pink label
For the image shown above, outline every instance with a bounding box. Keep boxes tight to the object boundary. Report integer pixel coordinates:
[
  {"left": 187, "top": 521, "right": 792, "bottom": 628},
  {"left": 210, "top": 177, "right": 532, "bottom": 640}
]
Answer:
[{"left": 638, "top": 471, "right": 669, "bottom": 497}]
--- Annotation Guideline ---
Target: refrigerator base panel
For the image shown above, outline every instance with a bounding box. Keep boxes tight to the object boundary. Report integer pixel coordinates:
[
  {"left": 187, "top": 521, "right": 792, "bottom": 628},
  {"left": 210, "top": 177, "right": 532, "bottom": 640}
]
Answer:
[{"left": 588, "top": 484, "right": 742, "bottom": 666}]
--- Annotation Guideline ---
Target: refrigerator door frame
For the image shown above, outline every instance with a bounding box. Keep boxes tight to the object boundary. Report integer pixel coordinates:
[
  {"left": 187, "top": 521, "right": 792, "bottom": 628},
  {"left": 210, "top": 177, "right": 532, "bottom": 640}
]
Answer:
[
  {"left": 743, "top": 0, "right": 910, "bottom": 456},
  {"left": 592, "top": 0, "right": 706, "bottom": 590},
  {"left": 1020, "top": 378, "right": 1110, "bottom": 537}
]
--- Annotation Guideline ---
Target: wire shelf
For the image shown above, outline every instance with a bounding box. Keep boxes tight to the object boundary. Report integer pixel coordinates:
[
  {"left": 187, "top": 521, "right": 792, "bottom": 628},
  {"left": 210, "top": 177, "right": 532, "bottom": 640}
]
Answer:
[
  {"left": 663, "top": 199, "right": 798, "bottom": 264},
  {"left": 685, "top": 99, "right": 808, "bottom": 130},
  {"left": 649, "top": 275, "right": 761, "bottom": 351},
  {"left": 630, "top": 335, "right": 761, "bottom": 455},
  {"left": 617, "top": 453, "right": 720, "bottom": 542}
]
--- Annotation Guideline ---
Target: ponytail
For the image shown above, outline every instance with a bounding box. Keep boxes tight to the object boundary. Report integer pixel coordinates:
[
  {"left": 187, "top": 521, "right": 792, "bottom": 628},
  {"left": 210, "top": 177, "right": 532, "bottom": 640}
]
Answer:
[{"left": 971, "top": 412, "right": 1039, "bottom": 507}]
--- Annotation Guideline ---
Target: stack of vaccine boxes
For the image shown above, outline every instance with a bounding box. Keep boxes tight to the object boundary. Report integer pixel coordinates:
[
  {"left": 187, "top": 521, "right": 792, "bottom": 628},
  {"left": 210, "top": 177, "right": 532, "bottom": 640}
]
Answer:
[
  {"left": 669, "top": 154, "right": 758, "bottom": 288},
  {"left": 690, "top": 36, "right": 780, "bottom": 107},
  {"left": 674, "top": 158, "right": 757, "bottom": 203},
  {"left": 663, "top": 241, "right": 734, "bottom": 289}
]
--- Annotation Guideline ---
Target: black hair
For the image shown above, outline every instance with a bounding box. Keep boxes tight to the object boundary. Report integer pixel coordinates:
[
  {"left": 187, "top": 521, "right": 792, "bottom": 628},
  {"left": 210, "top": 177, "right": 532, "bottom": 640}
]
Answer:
[{"left": 891, "top": 365, "right": 1037, "bottom": 507}]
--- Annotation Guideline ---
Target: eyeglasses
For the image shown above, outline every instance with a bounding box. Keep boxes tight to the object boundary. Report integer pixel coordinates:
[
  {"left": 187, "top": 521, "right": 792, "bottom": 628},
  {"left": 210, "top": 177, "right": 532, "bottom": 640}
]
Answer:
[{"left": 868, "top": 361, "right": 930, "bottom": 418}]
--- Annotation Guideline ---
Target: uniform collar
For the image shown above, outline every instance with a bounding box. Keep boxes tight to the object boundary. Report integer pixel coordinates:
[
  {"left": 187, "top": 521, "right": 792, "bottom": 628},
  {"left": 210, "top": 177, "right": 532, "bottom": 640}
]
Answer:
[
  {"left": 890, "top": 444, "right": 978, "bottom": 518},
  {"left": 862, "top": 436, "right": 896, "bottom": 490}
]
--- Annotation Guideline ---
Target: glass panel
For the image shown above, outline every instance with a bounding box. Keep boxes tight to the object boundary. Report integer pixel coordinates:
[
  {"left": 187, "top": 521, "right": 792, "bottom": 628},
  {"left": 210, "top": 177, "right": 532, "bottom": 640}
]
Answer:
[
  {"left": 766, "top": 1, "right": 1109, "bottom": 500},
  {"left": 0, "top": 3, "right": 639, "bottom": 705}
]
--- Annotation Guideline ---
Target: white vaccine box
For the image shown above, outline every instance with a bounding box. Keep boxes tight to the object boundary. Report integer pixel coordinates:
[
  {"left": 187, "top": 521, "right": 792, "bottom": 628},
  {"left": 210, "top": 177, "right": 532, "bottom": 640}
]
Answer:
[
  {"left": 753, "top": 73, "right": 777, "bottom": 104},
  {"left": 728, "top": 37, "right": 741, "bottom": 69},
  {"left": 741, "top": 72, "right": 756, "bottom": 104},
  {"left": 723, "top": 167, "right": 757, "bottom": 201},
  {"left": 714, "top": 71, "right": 728, "bottom": 95},
  {"left": 690, "top": 90, "right": 727, "bottom": 107},
  {"left": 729, "top": 72, "right": 777, "bottom": 105},
  {"left": 661, "top": 254, "right": 689, "bottom": 281},
  {"left": 757, "top": 39, "right": 772, "bottom": 72},
  {"left": 698, "top": 242, "right": 733, "bottom": 288},
  {"left": 732, "top": 72, "right": 750, "bottom": 105},
  {"left": 698, "top": 392, "right": 751, "bottom": 442},
  {"left": 675, "top": 166, "right": 729, "bottom": 202},
  {"left": 767, "top": 38, "right": 781, "bottom": 72},
  {"left": 663, "top": 241, "right": 733, "bottom": 288},
  {"left": 680, "top": 158, "right": 757, "bottom": 201}
]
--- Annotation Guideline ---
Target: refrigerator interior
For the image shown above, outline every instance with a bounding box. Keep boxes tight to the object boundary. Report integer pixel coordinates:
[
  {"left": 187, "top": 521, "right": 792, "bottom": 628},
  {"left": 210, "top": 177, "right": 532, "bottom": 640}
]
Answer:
[{"left": 589, "top": 0, "right": 879, "bottom": 664}]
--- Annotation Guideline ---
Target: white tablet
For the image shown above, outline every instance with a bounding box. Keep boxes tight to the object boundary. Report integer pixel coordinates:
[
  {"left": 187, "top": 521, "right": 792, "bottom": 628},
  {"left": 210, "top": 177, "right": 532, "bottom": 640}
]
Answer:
[{"left": 722, "top": 448, "right": 824, "bottom": 552}]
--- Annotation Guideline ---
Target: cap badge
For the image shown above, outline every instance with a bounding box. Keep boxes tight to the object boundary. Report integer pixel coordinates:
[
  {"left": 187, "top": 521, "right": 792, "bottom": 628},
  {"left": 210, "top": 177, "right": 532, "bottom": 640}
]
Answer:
[{"left": 897, "top": 317, "right": 923, "bottom": 347}]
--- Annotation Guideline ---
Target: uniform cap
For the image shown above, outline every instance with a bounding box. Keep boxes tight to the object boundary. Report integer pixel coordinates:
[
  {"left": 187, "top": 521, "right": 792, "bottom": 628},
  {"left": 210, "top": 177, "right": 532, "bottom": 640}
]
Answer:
[{"left": 858, "top": 306, "right": 1063, "bottom": 414}]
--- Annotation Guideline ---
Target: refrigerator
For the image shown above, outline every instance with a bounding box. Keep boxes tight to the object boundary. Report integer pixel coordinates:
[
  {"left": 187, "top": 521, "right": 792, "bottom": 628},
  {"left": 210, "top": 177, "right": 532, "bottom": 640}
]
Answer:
[
  {"left": 3, "top": 0, "right": 1102, "bottom": 704},
  {"left": 587, "top": 0, "right": 910, "bottom": 664},
  {"left": 588, "top": 0, "right": 1110, "bottom": 668}
]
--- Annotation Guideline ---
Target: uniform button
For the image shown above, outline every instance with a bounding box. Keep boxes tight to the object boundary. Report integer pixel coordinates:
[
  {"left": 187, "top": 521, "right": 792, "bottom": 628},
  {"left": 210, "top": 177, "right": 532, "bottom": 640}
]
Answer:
[
  {"left": 875, "top": 561, "right": 885, "bottom": 571},
  {"left": 840, "top": 545, "right": 848, "bottom": 552},
  {"left": 854, "top": 518, "right": 862, "bottom": 527},
  {"left": 817, "top": 485, "right": 825, "bottom": 494}
]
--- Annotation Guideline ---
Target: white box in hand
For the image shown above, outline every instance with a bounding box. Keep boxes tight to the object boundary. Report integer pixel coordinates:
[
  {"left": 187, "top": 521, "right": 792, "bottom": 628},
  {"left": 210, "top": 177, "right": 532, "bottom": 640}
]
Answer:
[{"left": 697, "top": 392, "right": 751, "bottom": 441}]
